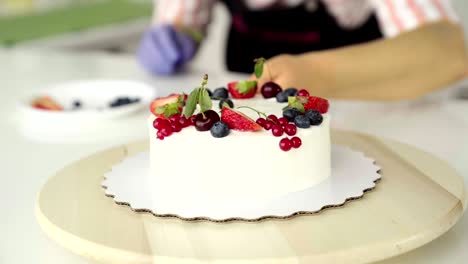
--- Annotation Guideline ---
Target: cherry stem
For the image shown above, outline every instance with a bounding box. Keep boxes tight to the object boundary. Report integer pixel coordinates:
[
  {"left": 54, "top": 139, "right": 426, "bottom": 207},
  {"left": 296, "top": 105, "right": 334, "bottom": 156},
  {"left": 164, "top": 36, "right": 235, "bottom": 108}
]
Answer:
[{"left": 237, "top": 106, "right": 268, "bottom": 119}]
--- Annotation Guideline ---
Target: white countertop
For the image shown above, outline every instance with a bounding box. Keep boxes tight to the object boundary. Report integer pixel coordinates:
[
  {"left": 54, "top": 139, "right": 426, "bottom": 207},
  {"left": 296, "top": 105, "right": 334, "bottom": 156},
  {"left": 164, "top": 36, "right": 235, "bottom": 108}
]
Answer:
[{"left": 0, "top": 47, "right": 467, "bottom": 263}]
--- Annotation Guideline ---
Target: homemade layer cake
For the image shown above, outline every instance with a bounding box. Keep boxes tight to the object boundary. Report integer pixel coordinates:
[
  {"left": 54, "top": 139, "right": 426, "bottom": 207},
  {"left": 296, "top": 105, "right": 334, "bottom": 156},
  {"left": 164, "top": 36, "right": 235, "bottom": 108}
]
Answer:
[{"left": 147, "top": 77, "right": 330, "bottom": 207}]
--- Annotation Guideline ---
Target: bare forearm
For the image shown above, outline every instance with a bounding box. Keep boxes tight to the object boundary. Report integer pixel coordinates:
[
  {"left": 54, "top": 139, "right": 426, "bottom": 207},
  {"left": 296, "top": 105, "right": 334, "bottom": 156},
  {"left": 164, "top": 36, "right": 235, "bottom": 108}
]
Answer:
[{"left": 304, "top": 21, "right": 467, "bottom": 101}]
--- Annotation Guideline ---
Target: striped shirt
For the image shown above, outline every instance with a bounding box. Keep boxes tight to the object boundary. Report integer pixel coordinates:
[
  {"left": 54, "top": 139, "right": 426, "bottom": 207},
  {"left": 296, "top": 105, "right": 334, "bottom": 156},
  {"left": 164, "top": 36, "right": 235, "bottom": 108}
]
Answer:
[{"left": 153, "top": 0, "right": 458, "bottom": 38}]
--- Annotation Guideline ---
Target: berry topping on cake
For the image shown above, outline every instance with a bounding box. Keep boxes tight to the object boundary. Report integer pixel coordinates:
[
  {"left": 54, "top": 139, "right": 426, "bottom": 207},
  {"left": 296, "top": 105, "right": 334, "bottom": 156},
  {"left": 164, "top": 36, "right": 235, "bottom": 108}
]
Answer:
[
  {"left": 228, "top": 81, "right": 257, "bottom": 99},
  {"left": 261, "top": 82, "right": 282, "bottom": 98},
  {"left": 221, "top": 107, "right": 262, "bottom": 131},
  {"left": 194, "top": 110, "right": 220, "bottom": 131},
  {"left": 279, "top": 138, "right": 292, "bottom": 152},
  {"left": 256, "top": 117, "right": 266, "bottom": 127},
  {"left": 179, "top": 116, "right": 191, "bottom": 127},
  {"left": 219, "top": 98, "right": 234, "bottom": 109},
  {"left": 267, "top": 114, "right": 279, "bottom": 124},
  {"left": 150, "top": 94, "right": 184, "bottom": 118},
  {"left": 212, "top": 87, "right": 229, "bottom": 100},
  {"left": 282, "top": 108, "right": 301, "bottom": 122},
  {"left": 210, "top": 121, "right": 230, "bottom": 138},
  {"left": 297, "top": 89, "right": 310, "bottom": 97},
  {"left": 278, "top": 117, "right": 289, "bottom": 126},
  {"left": 304, "top": 110, "right": 323, "bottom": 125},
  {"left": 276, "top": 91, "right": 288, "bottom": 103},
  {"left": 304, "top": 96, "right": 329, "bottom": 114},
  {"left": 294, "top": 115, "right": 311, "bottom": 128}
]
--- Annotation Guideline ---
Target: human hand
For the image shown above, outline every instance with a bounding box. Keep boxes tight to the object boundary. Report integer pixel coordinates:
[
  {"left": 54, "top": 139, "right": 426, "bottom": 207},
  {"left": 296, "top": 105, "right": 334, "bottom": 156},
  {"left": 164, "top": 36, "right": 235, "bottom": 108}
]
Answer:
[
  {"left": 137, "top": 24, "right": 198, "bottom": 75},
  {"left": 250, "top": 54, "right": 328, "bottom": 96}
]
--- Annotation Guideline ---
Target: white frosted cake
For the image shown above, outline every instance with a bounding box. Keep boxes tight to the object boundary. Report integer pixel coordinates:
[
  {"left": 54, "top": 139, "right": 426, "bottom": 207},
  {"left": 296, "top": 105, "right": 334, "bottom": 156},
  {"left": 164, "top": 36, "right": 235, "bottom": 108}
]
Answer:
[{"left": 147, "top": 81, "right": 331, "bottom": 208}]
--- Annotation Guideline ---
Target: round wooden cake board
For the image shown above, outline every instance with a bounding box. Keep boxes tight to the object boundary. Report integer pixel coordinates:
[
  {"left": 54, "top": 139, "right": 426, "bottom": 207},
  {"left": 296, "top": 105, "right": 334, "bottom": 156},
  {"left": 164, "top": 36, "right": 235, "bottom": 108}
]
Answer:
[{"left": 36, "top": 130, "right": 467, "bottom": 264}]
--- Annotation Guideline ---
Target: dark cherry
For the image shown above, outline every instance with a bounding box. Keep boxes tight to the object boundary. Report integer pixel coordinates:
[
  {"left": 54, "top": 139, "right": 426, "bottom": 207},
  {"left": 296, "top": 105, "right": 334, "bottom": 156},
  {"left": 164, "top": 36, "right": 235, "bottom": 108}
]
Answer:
[
  {"left": 194, "top": 110, "right": 220, "bottom": 131},
  {"left": 261, "top": 82, "right": 282, "bottom": 99}
]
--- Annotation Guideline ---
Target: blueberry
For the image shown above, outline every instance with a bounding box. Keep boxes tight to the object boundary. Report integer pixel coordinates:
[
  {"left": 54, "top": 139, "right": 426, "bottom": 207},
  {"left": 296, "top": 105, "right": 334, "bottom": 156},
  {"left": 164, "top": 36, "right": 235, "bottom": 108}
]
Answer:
[
  {"left": 73, "top": 100, "right": 82, "bottom": 108},
  {"left": 294, "top": 115, "right": 311, "bottom": 128},
  {"left": 284, "top": 88, "right": 298, "bottom": 96},
  {"left": 212, "top": 87, "right": 229, "bottom": 100},
  {"left": 109, "top": 96, "right": 139, "bottom": 107},
  {"left": 276, "top": 91, "right": 288, "bottom": 103},
  {"left": 207, "top": 89, "right": 213, "bottom": 97},
  {"left": 210, "top": 121, "right": 230, "bottom": 138},
  {"left": 283, "top": 108, "right": 301, "bottom": 122},
  {"left": 219, "top": 98, "right": 234, "bottom": 109},
  {"left": 305, "top": 110, "right": 323, "bottom": 125}
]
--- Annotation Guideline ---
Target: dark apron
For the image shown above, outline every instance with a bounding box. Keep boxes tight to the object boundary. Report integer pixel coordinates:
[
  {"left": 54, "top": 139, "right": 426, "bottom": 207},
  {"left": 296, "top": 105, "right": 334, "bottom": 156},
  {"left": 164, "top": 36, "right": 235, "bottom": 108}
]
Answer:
[{"left": 222, "top": 0, "right": 382, "bottom": 73}]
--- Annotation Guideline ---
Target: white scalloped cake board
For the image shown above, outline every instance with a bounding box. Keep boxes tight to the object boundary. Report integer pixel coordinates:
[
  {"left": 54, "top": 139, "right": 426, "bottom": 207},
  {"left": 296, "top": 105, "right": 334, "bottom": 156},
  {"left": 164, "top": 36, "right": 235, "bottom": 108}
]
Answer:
[
  {"left": 35, "top": 131, "right": 467, "bottom": 264},
  {"left": 102, "top": 145, "right": 380, "bottom": 221}
]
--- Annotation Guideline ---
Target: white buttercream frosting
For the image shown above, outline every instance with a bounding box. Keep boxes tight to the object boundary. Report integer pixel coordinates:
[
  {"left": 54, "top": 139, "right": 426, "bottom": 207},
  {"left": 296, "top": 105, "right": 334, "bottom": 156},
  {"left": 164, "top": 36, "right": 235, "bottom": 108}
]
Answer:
[{"left": 147, "top": 97, "right": 330, "bottom": 207}]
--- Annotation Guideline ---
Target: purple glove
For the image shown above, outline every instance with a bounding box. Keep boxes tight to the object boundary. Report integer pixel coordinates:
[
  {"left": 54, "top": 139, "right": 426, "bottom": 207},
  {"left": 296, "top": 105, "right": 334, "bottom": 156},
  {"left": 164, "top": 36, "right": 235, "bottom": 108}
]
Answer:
[{"left": 137, "top": 25, "right": 198, "bottom": 75}]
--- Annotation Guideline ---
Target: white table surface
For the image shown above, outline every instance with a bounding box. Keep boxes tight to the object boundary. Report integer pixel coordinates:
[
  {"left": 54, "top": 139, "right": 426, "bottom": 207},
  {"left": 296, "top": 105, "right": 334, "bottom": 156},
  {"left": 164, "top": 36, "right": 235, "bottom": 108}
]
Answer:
[{"left": 0, "top": 46, "right": 467, "bottom": 263}]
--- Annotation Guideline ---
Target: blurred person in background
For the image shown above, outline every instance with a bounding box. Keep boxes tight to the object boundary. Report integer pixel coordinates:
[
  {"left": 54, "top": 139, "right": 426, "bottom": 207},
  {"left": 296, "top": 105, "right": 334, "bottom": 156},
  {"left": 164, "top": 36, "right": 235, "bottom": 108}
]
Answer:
[{"left": 138, "top": 0, "right": 466, "bottom": 100}]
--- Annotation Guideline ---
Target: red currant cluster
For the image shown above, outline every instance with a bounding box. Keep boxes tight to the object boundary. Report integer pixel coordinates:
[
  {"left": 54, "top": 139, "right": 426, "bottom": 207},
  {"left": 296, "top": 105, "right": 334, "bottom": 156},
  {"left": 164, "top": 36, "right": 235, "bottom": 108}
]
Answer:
[
  {"left": 255, "top": 114, "right": 302, "bottom": 152},
  {"left": 153, "top": 114, "right": 195, "bottom": 140}
]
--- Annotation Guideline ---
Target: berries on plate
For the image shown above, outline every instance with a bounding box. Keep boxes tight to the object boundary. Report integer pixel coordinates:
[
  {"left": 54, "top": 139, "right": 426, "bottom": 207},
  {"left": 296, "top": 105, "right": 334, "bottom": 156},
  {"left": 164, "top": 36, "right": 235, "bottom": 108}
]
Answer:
[
  {"left": 221, "top": 107, "right": 262, "bottom": 131},
  {"left": 110, "top": 97, "right": 140, "bottom": 108},
  {"left": 227, "top": 81, "right": 257, "bottom": 99},
  {"left": 304, "top": 96, "right": 329, "bottom": 114},
  {"left": 210, "top": 121, "right": 230, "bottom": 138},
  {"left": 305, "top": 110, "right": 323, "bottom": 125},
  {"left": 261, "top": 82, "right": 282, "bottom": 98},
  {"left": 194, "top": 110, "right": 220, "bottom": 131},
  {"left": 219, "top": 98, "right": 234, "bottom": 109},
  {"left": 283, "top": 108, "right": 301, "bottom": 122},
  {"left": 212, "top": 87, "right": 229, "bottom": 100},
  {"left": 150, "top": 94, "right": 184, "bottom": 118},
  {"left": 294, "top": 115, "right": 311, "bottom": 128}
]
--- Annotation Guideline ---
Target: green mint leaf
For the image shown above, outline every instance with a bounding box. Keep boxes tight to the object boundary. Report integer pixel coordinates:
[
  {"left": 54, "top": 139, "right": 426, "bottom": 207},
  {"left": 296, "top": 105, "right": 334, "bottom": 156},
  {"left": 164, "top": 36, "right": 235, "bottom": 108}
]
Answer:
[
  {"left": 155, "top": 106, "right": 166, "bottom": 115},
  {"left": 183, "top": 88, "right": 200, "bottom": 118},
  {"left": 254, "top": 57, "right": 266, "bottom": 79},
  {"left": 235, "top": 80, "right": 257, "bottom": 95},
  {"left": 288, "top": 96, "right": 297, "bottom": 105},
  {"left": 164, "top": 104, "right": 181, "bottom": 118},
  {"left": 199, "top": 89, "right": 212, "bottom": 113},
  {"left": 292, "top": 102, "right": 305, "bottom": 113}
]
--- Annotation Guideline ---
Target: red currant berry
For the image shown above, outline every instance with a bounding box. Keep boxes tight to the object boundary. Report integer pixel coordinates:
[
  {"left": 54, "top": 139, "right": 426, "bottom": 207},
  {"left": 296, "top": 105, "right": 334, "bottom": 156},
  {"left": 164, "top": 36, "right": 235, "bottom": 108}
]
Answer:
[
  {"left": 278, "top": 117, "right": 289, "bottom": 126},
  {"left": 256, "top": 117, "right": 266, "bottom": 127},
  {"left": 172, "top": 122, "right": 182, "bottom": 132},
  {"left": 297, "top": 89, "right": 310, "bottom": 97},
  {"left": 284, "top": 124, "right": 297, "bottom": 136},
  {"left": 179, "top": 116, "right": 191, "bottom": 127},
  {"left": 279, "top": 138, "right": 292, "bottom": 151},
  {"left": 267, "top": 114, "right": 278, "bottom": 124},
  {"left": 160, "top": 125, "right": 173, "bottom": 137},
  {"left": 168, "top": 114, "right": 180, "bottom": 124},
  {"left": 156, "top": 131, "right": 165, "bottom": 140},
  {"left": 264, "top": 120, "right": 274, "bottom": 130},
  {"left": 291, "top": 137, "right": 302, "bottom": 148},
  {"left": 272, "top": 125, "right": 284, "bottom": 137},
  {"left": 153, "top": 118, "right": 169, "bottom": 130},
  {"left": 189, "top": 115, "right": 197, "bottom": 125}
]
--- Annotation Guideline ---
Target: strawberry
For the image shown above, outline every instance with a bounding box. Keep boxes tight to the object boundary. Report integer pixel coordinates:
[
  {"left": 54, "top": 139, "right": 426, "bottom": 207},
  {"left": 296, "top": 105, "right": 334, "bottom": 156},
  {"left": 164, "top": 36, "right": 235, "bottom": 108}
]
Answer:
[
  {"left": 303, "top": 96, "right": 329, "bottom": 114},
  {"left": 149, "top": 94, "right": 184, "bottom": 118},
  {"left": 31, "top": 96, "right": 63, "bottom": 111},
  {"left": 227, "top": 80, "right": 257, "bottom": 99},
  {"left": 221, "top": 107, "right": 262, "bottom": 131}
]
